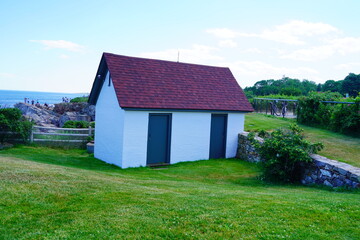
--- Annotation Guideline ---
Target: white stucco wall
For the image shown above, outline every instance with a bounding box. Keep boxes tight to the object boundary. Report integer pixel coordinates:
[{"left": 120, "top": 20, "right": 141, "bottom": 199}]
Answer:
[
  {"left": 121, "top": 111, "right": 149, "bottom": 168},
  {"left": 94, "top": 71, "right": 125, "bottom": 167},
  {"left": 226, "top": 113, "right": 245, "bottom": 158},
  {"left": 117, "top": 111, "right": 245, "bottom": 168}
]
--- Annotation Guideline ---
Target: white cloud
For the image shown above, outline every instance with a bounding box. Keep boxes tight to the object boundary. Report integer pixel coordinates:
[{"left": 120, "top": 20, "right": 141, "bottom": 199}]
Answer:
[
  {"left": 335, "top": 62, "right": 360, "bottom": 70},
  {"left": 59, "top": 54, "right": 69, "bottom": 59},
  {"left": 328, "top": 37, "right": 360, "bottom": 55},
  {"left": 206, "top": 28, "right": 238, "bottom": 38},
  {"left": 140, "top": 44, "right": 223, "bottom": 63},
  {"left": 281, "top": 37, "right": 360, "bottom": 61},
  {"left": 218, "top": 39, "right": 237, "bottom": 48},
  {"left": 0, "top": 72, "right": 15, "bottom": 78},
  {"left": 242, "top": 48, "right": 262, "bottom": 54},
  {"left": 31, "top": 40, "right": 85, "bottom": 52},
  {"left": 207, "top": 20, "right": 340, "bottom": 45},
  {"left": 221, "top": 60, "right": 319, "bottom": 86}
]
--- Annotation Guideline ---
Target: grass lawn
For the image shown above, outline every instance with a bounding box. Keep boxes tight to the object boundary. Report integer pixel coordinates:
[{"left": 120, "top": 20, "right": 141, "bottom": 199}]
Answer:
[
  {"left": 0, "top": 145, "right": 359, "bottom": 239},
  {"left": 245, "top": 113, "right": 360, "bottom": 168}
]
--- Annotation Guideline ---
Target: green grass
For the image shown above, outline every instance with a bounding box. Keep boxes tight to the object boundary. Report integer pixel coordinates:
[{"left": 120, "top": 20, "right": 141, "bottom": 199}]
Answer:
[
  {"left": 0, "top": 145, "right": 359, "bottom": 239},
  {"left": 245, "top": 113, "right": 360, "bottom": 168}
]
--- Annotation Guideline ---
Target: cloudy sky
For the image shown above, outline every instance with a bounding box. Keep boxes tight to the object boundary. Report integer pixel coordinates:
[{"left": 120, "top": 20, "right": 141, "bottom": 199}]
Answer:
[{"left": 1, "top": 0, "right": 359, "bottom": 93}]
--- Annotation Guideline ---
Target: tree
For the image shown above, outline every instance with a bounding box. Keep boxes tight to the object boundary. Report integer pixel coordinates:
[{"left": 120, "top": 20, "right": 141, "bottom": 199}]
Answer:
[
  {"left": 341, "top": 73, "right": 360, "bottom": 97},
  {"left": 322, "top": 80, "right": 342, "bottom": 93}
]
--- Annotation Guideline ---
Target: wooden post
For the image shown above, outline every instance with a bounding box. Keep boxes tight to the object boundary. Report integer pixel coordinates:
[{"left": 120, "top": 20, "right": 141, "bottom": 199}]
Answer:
[
  {"left": 30, "top": 127, "right": 34, "bottom": 143},
  {"left": 88, "top": 126, "right": 92, "bottom": 137}
]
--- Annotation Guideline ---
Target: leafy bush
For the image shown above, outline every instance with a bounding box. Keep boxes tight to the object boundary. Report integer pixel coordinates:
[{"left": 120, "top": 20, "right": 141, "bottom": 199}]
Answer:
[
  {"left": 0, "top": 108, "right": 33, "bottom": 143},
  {"left": 297, "top": 92, "right": 360, "bottom": 136},
  {"left": 70, "top": 97, "right": 88, "bottom": 103},
  {"left": 249, "top": 124, "right": 323, "bottom": 183},
  {"left": 63, "top": 120, "right": 90, "bottom": 128},
  {"left": 330, "top": 98, "right": 360, "bottom": 135}
]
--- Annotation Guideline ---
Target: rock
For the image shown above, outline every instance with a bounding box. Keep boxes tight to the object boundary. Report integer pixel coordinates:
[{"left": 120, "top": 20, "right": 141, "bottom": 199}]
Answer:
[
  {"left": 15, "top": 102, "right": 96, "bottom": 128},
  {"left": 59, "top": 112, "right": 92, "bottom": 127},
  {"left": 324, "top": 180, "right": 333, "bottom": 187},
  {"left": 82, "top": 104, "right": 95, "bottom": 121},
  {"left": 314, "top": 160, "right": 326, "bottom": 168},
  {"left": 333, "top": 179, "right": 344, "bottom": 187},
  {"left": 53, "top": 103, "right": 87, "bottom": 115},
  {"left": 15, "top": 102, "right": 60, "bottom": 127},
  {"left": 320, "top": 169, "right": 332, "bottom": 178}
]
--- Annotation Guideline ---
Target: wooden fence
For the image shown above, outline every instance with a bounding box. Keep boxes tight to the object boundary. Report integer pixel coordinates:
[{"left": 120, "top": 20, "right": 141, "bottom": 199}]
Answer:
[{"left": 31, "top": 126, "right": 94, "bottom": 144}]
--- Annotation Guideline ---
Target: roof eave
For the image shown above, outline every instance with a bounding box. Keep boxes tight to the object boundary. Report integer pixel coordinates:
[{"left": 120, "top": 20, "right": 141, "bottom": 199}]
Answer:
[
  {"left": 88, "top": 54, "right": 108, "bottom": 105},
  {"left": 122, "top": 107, "right": 253, "bottom": 113}
]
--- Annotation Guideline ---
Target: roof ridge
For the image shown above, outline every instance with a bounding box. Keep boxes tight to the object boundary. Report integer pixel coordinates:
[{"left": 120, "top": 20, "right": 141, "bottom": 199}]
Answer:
[{"left": 103, "top": 52, "right": 229, "bottom": 70}]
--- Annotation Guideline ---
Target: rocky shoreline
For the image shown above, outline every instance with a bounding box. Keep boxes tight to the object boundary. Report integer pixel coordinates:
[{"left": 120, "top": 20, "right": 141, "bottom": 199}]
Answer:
[{"left": 15, "top": 102, "right": 95, "bottom": 128}]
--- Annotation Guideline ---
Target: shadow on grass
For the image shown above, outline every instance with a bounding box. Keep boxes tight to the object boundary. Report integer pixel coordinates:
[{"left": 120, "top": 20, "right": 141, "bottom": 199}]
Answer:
[{"left": 0, "top": 144, "right": 121, "bottom": 172}]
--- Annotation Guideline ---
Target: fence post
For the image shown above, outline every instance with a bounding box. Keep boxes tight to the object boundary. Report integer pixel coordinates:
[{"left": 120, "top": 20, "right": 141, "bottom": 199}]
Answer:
[
  {"left": 88, "top": 126, "right": 92, "bottom": 137},
  {"left": 30, "top": 126, "right": 34, "bottom": 143}
]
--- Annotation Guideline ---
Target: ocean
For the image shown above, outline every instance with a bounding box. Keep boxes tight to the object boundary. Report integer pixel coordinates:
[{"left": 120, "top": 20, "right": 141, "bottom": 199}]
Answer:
[{"left": 0, "top": 90, "right": 89, "bottom": 107}]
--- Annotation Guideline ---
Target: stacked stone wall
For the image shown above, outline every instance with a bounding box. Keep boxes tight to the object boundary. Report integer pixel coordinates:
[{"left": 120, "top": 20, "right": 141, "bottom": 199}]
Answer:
[
  {"left": 302, "top": 154, "right": 360, "bottom": 188},
  {"left": 237, "top": 132, "right": 360, "bottom": 189}
]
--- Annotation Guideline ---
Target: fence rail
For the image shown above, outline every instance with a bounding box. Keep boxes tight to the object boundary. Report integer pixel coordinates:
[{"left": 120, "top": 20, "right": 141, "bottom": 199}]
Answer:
[
  {"left": 252, "top": 98, "right": 357, "bottom": 118},
  {"left": 31, "top": 126, "right": 94, "bottom": 144}
]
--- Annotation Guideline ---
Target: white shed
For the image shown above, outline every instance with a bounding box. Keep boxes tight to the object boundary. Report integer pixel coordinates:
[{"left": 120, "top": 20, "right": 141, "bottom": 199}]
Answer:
[{"left": 88, "top": 53, "right": 253, "bottom": 168}]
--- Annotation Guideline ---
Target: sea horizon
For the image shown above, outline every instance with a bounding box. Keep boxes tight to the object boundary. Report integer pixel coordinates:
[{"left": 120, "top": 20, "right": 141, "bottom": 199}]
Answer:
[{"left": 0, "top": 89, "right": 89, "bottom": 107}]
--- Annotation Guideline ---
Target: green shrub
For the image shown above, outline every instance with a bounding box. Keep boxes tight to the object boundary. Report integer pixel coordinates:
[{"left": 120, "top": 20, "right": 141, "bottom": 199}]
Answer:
[
  {"left": 0, "top": 108, "right": 33, "bottom": 143},
  {"left": 297, "top": 92, "right": 360, "bottom": 136},
  {"left": 63, "top": 120, "right": 90, "bottom": 128},
  {"left": 250, "top": 124, "right": 323, "bottom": 183},
  {"left": 70, "top": 97, "right": 88, "bottom": 103},
  {"left": 330, "top": 98, "right": 360, "bottom": 135}
]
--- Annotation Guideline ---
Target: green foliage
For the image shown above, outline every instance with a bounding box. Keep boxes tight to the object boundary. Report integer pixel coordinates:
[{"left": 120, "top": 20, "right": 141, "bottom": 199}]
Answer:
[
  {"left": 250, "top": 124, "right": 323, "bottom": 183},
  {"left": 245, "top": 113, "right": 360, "bottom": 168},
  {"left": 247, "top": 73, "right": 359, "bottom": 98},
  {"left": 245, "top": 77, "right": 317, "bottom": 96},
  {"left": 0, "top": 108, "right": 33, "bottom": 143},
  {"left": 297, "top": 92, "right": 360, "bottom": 136},
  {"left": 330, "top": 97, "right": 360, "bottom": 135},
  {"left": 63, "top": 120, "right": 90, "bottom": 128},
  {"left": 70, "top": 96, "right": 88, "bottom": 103},
  {"left": 322, "top": 80, "right": 342, "bottom": 93},
  {"left": 256, "top": 94, "right": 300, "bottom": 100},
  {"left": 341, "top": 73, "right": 360, "bottom": 97},
  {"left": 279, "top": 87, "right": 302, "bottom": 96}
]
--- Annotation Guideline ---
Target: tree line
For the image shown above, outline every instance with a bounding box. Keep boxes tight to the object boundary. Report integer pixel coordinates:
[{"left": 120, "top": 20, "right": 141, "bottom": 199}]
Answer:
[{"left": 245, "top": 73, "right": 360, "bottom": 98}]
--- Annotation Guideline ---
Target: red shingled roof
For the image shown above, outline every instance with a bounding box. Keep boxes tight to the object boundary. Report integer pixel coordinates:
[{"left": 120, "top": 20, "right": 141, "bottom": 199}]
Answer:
[{"left": 91, "top": 52, "right": 253, "bottom": 112}]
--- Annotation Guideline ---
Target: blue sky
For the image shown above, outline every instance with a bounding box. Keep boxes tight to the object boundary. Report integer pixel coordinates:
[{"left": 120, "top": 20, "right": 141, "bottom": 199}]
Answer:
[{"left": 1, "top": 0, "right": 359, "bottom": 93}]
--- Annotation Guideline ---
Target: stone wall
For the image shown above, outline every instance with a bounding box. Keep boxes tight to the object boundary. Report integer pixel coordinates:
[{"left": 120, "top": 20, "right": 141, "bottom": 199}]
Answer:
[
  {"left": 236, "top": 132, "right": 263, "bottom": 162},
  {"left": 237, "top": 132, "right": 360, "bottom": 188},
  {"left": 302, "top": 154, "right": 360, "bottom": 188}
]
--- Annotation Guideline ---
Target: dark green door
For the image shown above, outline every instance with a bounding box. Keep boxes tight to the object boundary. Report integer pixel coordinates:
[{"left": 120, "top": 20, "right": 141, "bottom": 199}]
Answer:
[
  {"left": 209, "top": 114, "right": 227, "bottom": 159},
  {"left": 147, "top": 114, "right": 172, "bottom": 165}
]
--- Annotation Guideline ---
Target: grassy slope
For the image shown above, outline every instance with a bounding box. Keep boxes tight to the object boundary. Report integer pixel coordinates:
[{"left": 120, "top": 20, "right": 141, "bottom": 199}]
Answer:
[
  {"left": 0, "top": 146, "right": 359, "bottom": 239},
  {"left": 245, "top": 113, "right": 360, "bottom": 168}
]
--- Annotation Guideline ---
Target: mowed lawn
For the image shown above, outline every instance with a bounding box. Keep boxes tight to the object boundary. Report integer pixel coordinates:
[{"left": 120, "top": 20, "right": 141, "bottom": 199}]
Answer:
[
  {"left": 245, "top": 113, "right": 360, "bottom": 168},
  {"left": 0, "top": 146, "right": 359, "bottom": 239}
]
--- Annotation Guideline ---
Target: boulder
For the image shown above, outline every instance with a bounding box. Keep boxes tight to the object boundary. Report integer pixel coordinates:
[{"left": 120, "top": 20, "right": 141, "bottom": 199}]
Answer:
[
  {"left": 15, "top": 102, "right": 96, "bottom": 128},
  {"left": 59, "top": 112, "right": 92, "bottom": 127},
  {"left": 14, "top": 102, "right": 59, "bottom": 127}
]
